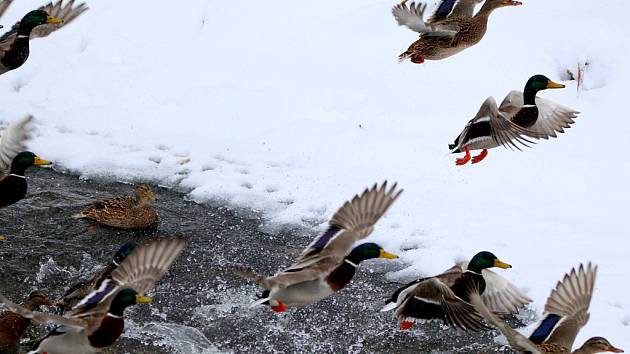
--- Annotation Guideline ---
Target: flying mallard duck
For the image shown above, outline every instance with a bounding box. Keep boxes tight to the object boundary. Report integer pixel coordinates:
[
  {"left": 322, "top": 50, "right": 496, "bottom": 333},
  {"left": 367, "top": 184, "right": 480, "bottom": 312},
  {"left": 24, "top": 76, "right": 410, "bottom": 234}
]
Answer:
[
  {"left": 236, "top": 181, "right": 402, "bottom": 312},
  {"left": 72, "top": 184, "right": 159, "bottom": 229},
  {"left": 55, "top": 242, "right": 138, "bottom": 313},
  {"left": 0, "top": 116, "right": 52, "bottom": 208},
  {"left": 449, "top": 75, "right": 579, "bottom": 165},
  {"left": 0, "top": 0, "right": 87, "bottom": 75},
  {"left": 381, "top": 251, "right": 531, "bottom": 331},
  {"left": 392, "top": 0, "right": 521, "bottom": 64},
  {"left": 0, "top": 237, "right": 186, "bottom": 354},
  {"left": 0, "top": 291, "right": 51, "bottom": 353},
  {"left": 469, "top": 263, "right": 623, "bottom": 354}
]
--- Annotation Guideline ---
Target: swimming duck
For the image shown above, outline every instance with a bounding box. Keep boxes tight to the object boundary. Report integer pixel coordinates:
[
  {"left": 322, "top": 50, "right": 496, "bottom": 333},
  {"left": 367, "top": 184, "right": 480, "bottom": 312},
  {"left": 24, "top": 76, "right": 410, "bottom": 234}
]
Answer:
[
  {"left": 236, "top": 181, "right": 402, "bottom": 312},
  {"left": 0, "top": 237, "right": 186, "bottom": 354},
  {"left": 56, "top": 242, "right": 138, "bottom": 313},
  {"left": 0, "top": 151, "right": 52, "bottom": 208},
  {"left": 0, "top": 291, "right": 51, "bottom": 353},
  {"left": 72, "top": 184, "right": 159, "bottom": 229},
  {"left": 392, "top": 0, "right": 521, "bottom": 64},
  {"left": 381, "top": 251, "right": 530, "bottom": 331},
  {"left": 470, "top": 263, "right": 623, "bottom": 354},
  {"left": 449, "top": 75, "right": 579, "bottom": 165},
  {"left": 0, "top": 0, "right": 87, "bottom": 75}
]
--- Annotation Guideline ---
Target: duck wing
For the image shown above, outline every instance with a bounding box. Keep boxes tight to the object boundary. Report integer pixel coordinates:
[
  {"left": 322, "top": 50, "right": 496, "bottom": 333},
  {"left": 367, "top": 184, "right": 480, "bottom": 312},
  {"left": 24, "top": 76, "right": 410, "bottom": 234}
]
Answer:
[
  {"left": 0, "top": 115, "right": 32, "bottom": 174},
  {"left": 392, "top": 1, "right": 459, "bottom": 36},
  {"left": 404, "top": 277, "right": 486, "bottom": 331},
  {"left": 0, "top": 0, "right": 88, "bottom": 47},
  {"left": 427, "top": 0, "right": 480, "bottom": 23},
  {"left": 468, "top": 286, "right": 542, "bottom": 353},
  {"left": 0, "top": 292, "right": 88, "bottom": 329},
  {"left": 456, "top": 261, "right": 532, "bottom": 314},
  {"left": 529, "top": 263, "right": 596, "bottom": 349},
  {"left": 499, "top": 91, "right": 579, "bottom": 140}
]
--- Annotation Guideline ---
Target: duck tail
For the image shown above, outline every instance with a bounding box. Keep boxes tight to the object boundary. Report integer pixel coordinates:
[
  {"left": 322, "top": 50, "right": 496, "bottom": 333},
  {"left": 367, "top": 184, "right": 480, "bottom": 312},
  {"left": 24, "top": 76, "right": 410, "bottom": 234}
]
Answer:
[
  {"left": 380, "top": 301, "right": 399, "bottom": 312},
  {"left": 72, "top": 211, "right": 88, "bottom": 219},
  {"left": 233, "top": 265, "right": 270, "bottom": 288},
  {"left": 398, "top": 51, "right": 411, "bottom": 63}
]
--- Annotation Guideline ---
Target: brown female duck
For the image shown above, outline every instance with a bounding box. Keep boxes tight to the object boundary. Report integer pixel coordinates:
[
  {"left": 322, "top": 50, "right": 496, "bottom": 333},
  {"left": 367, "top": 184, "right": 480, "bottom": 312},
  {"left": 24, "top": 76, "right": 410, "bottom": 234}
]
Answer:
[
  {"left": 0, "top": 291, "right": 51, "bottom": 353},
  {"left": 392, "top": 0, "right": 522, "bottom": 64},
  {"left": 470, "top": 263, "right": 623, "bottom": 354},
  {"left": 72, "top": 184, "right": 158, "bottom": 229}
]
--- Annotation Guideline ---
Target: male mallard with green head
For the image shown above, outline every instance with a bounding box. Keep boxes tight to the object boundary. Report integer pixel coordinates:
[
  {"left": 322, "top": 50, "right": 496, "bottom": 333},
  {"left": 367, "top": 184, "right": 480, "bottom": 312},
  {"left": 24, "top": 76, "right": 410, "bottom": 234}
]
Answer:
[
  {"left": 0, "top": 237, "right": 186, "bottom": 354},
  {"left": 0, "top": 151, "right": 52, "bottom": 208},
  {"left": 236, "top": 181, "right": 402, "bottom": 312},
  {"left": 470, "top": 263, "right": 624, "bottom": 354},
  {"left": 0, "top": 291, "right": 52, "bottom": 353},
  {"left": 56, "top": 242, "right": 139, "bottom": 313},
  {"left": 0, "top": 0, "right": 87, "bottom": 75},
  {"left": 381, "top": 251, "right": 531, "bottom": 330},
  {"left": 449, "top": 75, "right": 579, "bottom": 165},
  {"left": 392, "top": 0, "right": 522, "bottom": 64}
]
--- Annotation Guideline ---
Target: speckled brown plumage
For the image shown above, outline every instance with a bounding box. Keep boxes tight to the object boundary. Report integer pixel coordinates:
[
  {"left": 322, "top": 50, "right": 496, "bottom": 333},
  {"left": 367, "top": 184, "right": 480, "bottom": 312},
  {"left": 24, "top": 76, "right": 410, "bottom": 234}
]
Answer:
[
  {"left": 73, "top": 184, "right": 158, "bottom": 229},
  {"left": 0, "top": 291, "right": 50, "bottom": 352}
]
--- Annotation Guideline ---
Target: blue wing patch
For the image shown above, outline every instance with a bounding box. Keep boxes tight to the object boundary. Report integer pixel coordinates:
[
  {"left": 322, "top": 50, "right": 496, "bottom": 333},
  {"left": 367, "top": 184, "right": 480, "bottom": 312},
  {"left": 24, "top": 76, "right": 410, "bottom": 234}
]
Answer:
[
  {"left": 74, "top": 279, "right": 119, "bottom": 311},
  {"left": 310, "top": 226, "right": 342, "bottom": 252},
  {"left": 529, "top": 313, "right": 561, "bottom": 344},
  {"left": 434, "top": 0, "right": 458, "bottom": 18}
]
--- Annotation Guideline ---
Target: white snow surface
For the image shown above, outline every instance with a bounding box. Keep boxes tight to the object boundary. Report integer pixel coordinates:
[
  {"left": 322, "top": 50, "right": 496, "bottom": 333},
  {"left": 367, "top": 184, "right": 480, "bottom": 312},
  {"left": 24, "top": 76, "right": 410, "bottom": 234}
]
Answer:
[{"left": 1, "top": 0, "right": 629, "bottom": 349}]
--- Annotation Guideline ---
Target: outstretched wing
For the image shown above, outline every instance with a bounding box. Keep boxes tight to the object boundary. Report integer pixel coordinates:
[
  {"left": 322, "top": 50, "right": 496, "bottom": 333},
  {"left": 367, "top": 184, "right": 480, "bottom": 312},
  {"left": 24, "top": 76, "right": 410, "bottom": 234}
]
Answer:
[
  {"left": 401, "top": 277, "right": 486, "bottom": 331},
  {"left": 0, "top": 0, "right": 13, "bottom": 21},
  {"left": 392, "top": 1, "right": 458, "bottom": 36},
  {"left": 297, "top": 181, "right": 402, "bottom": 263},
  {"left": 427, "top": 0, "right": 480, "bottom": 23},
  {"left": 0, "top": 0, "right": 88, "bottom": 48},
  {"left": 468, "top": 285, "right": 542, "bottom": 353},
  {"left": 0, "top": 292, "right": 87, "bottom": 329},
  {"left": 531, "top": 263, "right": 596, "bottom": 349},
  {"left": 0, "top": 115, "right": 33, "bottom": 173},
  {"left": 500, "top": 91, "right": 579, "bottom": 140},
  {"left": 456, "top": 261, "right": 532, "bottom": 314}
]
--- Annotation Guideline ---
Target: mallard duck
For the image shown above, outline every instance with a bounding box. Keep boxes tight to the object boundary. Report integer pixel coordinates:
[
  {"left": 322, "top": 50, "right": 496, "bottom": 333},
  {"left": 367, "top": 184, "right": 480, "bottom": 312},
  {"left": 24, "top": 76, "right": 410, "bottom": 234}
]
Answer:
[
  {"left": 236, "top": 181, "right": 402, "bottom": 312},
  {"left": 72, "top": 184, "right": 159, "bottom": 229},
  {"left": 0, "top": 152, "right": 52, "bottom": 208},
  {"left": 392, "top": 0, "right": 521, "bottom": 64},
  {"left": 0, "top": 0, "right": 87, "bottom": 75},
  {"left": 0, "top": 291, "right": 51, "bottom": 353},
  {"left": 381, "top": 251, "right": 531, "bottom": 331},
  {"left": 0, "top": 237, "right": 186, "bottom": 354},
  {"left": 55, "top": 242, "right": 138, "bottom": 313},
  {"left": 470, "top": 263, "right": 624, "bottom": 354},
  {"left": 449, "top": 75, "right": 580, "bottom": 165}
]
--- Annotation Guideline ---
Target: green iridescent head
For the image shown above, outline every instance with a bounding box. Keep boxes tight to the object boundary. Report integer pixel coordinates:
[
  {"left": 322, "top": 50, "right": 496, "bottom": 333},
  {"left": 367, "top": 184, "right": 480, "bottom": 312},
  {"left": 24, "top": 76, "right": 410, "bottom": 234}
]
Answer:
[
  {"left": 525, "top": 75, "right": 565, "bottom": 92},
  {"left": 21, "top": 10, "right": 64, "bottom": 27},
  {"left": 10, "top": 151, "right": 51, "bottom": 174},
  {"left": 467, "top": 251, "right": 511, "bottom": 273},
  {"left": 346, "top": 243, "right": 398, "bottom": 264}
]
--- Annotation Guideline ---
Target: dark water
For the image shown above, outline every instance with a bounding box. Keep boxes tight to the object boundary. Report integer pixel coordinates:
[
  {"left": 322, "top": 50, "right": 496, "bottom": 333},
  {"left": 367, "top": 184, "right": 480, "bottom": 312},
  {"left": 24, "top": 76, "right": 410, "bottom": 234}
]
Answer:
[{"left": 0, "top": 168, "right": 519, "bottom": 353}]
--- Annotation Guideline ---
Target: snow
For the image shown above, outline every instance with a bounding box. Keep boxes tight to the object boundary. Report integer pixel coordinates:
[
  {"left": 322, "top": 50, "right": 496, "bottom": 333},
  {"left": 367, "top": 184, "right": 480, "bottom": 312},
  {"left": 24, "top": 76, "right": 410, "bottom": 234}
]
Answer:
[{"left": 1, "top": 0, "right": 629, "bottom": 349}]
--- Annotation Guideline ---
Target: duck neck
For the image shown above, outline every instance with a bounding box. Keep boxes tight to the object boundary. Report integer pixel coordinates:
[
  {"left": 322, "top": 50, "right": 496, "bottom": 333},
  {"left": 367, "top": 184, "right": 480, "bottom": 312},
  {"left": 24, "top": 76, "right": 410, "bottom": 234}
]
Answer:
[
  {"left": 9, "top": 162, "right": 29, "bottom": 176},
  {"left": 523, "top": 85, "right": 540, "bottom": 105},
  {"left": 475, "top": 1, "right": 501, "bottom": 18},
  {"left": 466, "top": 264, "right": 485, "bottom": 274},
  {"left": 17, "top": 21, "right": 39, "bottom": 37},
  {"left": 108, "top": 294, "right": 132, "bottom": 317},
  {"left": 572, "top": 345, "right": 599, "bottom": 354}
]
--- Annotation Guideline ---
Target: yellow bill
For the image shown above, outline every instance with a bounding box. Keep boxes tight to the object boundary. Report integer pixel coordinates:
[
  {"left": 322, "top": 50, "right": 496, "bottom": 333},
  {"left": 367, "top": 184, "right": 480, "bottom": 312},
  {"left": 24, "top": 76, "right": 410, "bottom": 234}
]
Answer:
[
  {"left": 46, "top": 16, "right": 64, "bottom": 24},
  {"left": 547, "top": 80, "right": 565, "bottom": 89},
  {"left": 493, "top": 259, "right": 512, "bottom": 269},
  {"left": 34, "top": 156, "right": 52, "bottom": 166},
  {"left": 135, "top": 295, "right": 152, "bottom": 304},
  {"left": 379, "top": 249, "right": 399, "bottom": 259}
]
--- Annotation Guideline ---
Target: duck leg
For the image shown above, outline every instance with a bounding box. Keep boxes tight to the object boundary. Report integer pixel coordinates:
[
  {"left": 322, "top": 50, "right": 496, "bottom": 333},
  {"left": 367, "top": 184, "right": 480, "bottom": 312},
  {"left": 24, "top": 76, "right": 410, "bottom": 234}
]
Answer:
[
  {"left": 271, "top": 301, "right": 287, "bottom": 313},
  {"left": 455, "top": 146, "right": 471, "bottom": 165},
  {"left": 411, "top": 55, "right": 425, "bottom": 64},
  {"left": 471, "top": 149, "right": 488, "bottom": 164}
]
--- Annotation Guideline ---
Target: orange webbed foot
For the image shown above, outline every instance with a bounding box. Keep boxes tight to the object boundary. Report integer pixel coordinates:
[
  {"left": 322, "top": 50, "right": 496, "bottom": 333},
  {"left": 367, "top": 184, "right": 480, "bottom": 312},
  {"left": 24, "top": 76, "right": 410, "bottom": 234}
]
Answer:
[
  {"left": 400, "top": 320, "right": 414, "bottom": 330},
  {"left": 455, "top": 146, "right": 471, "bottom": 166},
  {"left": 271, "top": 301, "right": 287, "bottom": 313},
  {"left": 471, "top": 149, "right": 488, "bottom": 164},
  {"left": 411, "top": 55, "right": 425, "bottom": 64}
]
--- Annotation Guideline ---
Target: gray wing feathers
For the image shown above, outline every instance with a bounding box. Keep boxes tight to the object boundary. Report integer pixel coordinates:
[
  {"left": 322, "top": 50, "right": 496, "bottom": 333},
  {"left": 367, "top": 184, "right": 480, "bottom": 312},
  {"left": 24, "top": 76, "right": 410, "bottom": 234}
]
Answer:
[
  {"left": 392, "top": 1, "right": 458, "bottom": 36},
  {"left": 31, "top": 0, "right": 88, "bottom": 39},
  {"left": 0, "top": 292, "right": 86, "bottom": 328},
  {"left": 112, "top": 236, "right": 186, "bottom": 295},
  {"left": 544, "top": 263, "right": 596, "bottom": 349},
  {"left": 468, "top": 288, "right": 542, "bottom": 353},
  {"left": 481, "top": 97, "right": 538, "bottom": 151},
  {"left": 329, "top": 181, "right": 402, "bottom": 239},
  {"left": 0, "top": 0, "right": 12, "bottom": 20},
  {"left": 500, "top": 91, "right": 579, "bottom": 140},
  {"left": 0, "top": 115, "right": 33, "bottom": 173}
]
